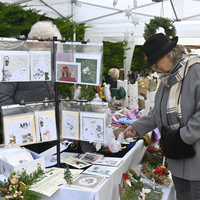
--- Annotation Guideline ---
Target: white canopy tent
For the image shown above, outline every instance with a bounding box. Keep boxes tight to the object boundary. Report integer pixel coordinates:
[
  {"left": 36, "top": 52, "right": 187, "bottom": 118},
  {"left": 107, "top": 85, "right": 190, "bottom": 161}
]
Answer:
[{"left": 2, "top": 0, "right": 200, "bottom": 73}]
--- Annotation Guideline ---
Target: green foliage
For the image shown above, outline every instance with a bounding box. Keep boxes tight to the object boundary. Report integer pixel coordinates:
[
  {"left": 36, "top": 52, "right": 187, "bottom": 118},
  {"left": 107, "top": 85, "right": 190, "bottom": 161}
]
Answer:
[
  {"left": 64, "top": 165, "right": 73, "bottom": 185},
  {"left": 143, "top": 16, "right": 176, "bottom": 40},
  {"left": 131, "top": 45, "right": 145, "bottom": 72},
  {"left": 103, "top": 40, "right": 128, "bottom": 74}
]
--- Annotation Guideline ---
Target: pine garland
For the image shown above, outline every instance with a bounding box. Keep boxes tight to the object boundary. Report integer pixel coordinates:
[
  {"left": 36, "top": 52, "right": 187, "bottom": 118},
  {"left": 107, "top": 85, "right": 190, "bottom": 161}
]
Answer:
[{"left": 143, "top": 16, "right": 176, "bottom": 40}]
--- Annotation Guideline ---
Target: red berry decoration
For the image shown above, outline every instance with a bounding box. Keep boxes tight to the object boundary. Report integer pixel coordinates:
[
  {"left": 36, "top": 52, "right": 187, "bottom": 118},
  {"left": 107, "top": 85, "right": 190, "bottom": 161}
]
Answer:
[
  {"left": 7, "top": 191, "right": 10, "bottom": 195},
  {"left": 147, "top": 146, "right": 156, "bottom": 154}
]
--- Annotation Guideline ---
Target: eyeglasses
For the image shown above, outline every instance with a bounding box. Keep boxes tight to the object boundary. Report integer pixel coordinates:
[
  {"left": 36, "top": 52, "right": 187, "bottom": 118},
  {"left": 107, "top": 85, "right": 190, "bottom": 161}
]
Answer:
[{"left": 153, "top": 63, "right": 158, "bottom": 68}]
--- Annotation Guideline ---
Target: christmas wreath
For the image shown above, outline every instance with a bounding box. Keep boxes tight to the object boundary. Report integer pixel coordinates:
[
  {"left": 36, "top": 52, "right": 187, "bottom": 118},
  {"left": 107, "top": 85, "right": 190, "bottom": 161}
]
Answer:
[{"left": 143, "top": 16, "right": 176, "bottom": 40}]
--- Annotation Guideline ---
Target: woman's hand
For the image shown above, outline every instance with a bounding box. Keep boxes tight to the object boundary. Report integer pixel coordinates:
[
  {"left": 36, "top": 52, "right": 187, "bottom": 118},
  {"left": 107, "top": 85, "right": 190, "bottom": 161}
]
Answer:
[{"left": 123, "top": 125, "right": 137, "bottom": 138}]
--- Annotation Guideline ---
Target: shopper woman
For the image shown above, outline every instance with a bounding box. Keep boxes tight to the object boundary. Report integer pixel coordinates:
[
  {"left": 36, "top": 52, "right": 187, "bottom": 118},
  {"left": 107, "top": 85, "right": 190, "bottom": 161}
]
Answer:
[{"left": 123, "top": 33, "right": 200, "bottom": 200}]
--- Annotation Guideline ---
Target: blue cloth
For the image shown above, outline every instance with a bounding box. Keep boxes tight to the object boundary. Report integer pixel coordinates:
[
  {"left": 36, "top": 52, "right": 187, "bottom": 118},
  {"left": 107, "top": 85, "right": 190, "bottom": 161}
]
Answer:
[{"left": 117, "top": 117, "right": 136, "bottom": 125}]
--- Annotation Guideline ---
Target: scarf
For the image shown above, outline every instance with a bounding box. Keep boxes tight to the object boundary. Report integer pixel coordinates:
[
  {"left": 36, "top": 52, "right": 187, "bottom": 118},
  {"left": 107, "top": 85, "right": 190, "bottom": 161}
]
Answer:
[{"left": 160, "top": 55, "right": 200, "bottom": 130}]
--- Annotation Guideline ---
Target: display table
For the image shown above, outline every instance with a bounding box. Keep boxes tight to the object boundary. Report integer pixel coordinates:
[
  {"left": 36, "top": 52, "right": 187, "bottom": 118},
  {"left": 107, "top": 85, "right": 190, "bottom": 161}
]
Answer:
[{"left": 42, "top": 139, "right": 176, "bottom": 200}]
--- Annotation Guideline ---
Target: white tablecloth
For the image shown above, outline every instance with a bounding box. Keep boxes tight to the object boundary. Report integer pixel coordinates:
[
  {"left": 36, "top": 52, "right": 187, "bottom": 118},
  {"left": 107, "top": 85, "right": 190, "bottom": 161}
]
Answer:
[{"left": 42, "top": 138, "right": 176, "bottom": 200}]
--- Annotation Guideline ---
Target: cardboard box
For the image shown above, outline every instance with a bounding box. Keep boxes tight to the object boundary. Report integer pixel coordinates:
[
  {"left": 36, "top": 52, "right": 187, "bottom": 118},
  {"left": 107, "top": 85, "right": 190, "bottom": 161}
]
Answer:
[{"left": 0, "top": 150, "right": 45, "bottom": 176}]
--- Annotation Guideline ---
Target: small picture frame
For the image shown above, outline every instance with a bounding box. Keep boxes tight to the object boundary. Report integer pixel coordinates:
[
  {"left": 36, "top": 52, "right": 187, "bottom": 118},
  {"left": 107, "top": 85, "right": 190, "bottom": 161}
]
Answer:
[
  {"left": 30, "top": 51, "right": 51, "bottom": 81},
  {"left": 80, "top": 112, "right": 106, "bottom": 143},
  {"left": 62, "top": 110, "right": 79, "bottom": 140},
  {"left": 5, "top": 149, "right": 34, "bottom": 166},
  {"left": 74, "top": 53, "right": 102, "bottom": 86},
  {"left": 35, "top": 110, "right": 57, "bottom": 142},
  {"left": 79, "top": 152, "right": 104, "bottom": 164},
  {"left": 3, "top": 114, "right": 35, "bottom": 148},
  {"left": 68, "top": 174, "right": 106, "bottom": 190},
  {"left": 56, "top": 62, "right": 81, "bottom": 83},
  {"left": 92, "top": 157, "right": 124, "bottom": 167},
  {"left": 0, "top": 50, "right": 30, "bottom": 82},
  {"left": 61, "top": 157, "right": 91, "bottom": 169},
  {"left": 82, "top": 165, "right": 117, "bottom": 177}
]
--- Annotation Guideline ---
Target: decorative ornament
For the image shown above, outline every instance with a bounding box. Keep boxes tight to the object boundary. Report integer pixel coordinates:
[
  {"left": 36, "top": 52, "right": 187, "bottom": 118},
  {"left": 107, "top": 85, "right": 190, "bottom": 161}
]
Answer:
[
  {"left": 131, "top": 14, "right": 140, "bottom": 27},
  {"left": 143, "top": 16, "right": 176, "bottom": 40},
  {"left": 124, "top": 5, "right": 134, "bottom": 20},
  {"left": 133, "top": 0, "right": 137, "bottom": 8},
  {"left": 64, "top": 164, "right": 73, "bottom": 185},
  {"left": 123, "top": 30, "right": 135, "bottom": 44},
  {"left": 113, "top": 0, "right": 118, "bottom": 7},
  {"left": 73, "top": 85, "right": 81, "bottom": 100}
]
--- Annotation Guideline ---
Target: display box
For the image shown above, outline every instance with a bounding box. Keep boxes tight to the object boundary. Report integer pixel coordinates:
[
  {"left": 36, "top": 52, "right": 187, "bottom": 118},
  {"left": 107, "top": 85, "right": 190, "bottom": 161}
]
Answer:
[{"left": 0, "top": 150, "right": 45, "bottom": 176}]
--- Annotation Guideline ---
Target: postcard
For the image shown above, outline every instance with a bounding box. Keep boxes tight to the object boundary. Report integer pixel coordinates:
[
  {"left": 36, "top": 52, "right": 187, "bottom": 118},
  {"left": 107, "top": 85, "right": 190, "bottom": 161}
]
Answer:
[
  {"left": 56, "top": 62, "right": 81, "bottom": 83},
  {"left": 30, "top": 51, "right": 51, "bottom": 81},
  {"left": 82, "top": 165, "right": 117, "bottom": 177},
  {"left": 80, "top": 112, "right": 106, "bottom": 143},
  {"left": 4, "top": 114, "right": 35, "bottom": 148},
  {"left": 61, "top": 157, "right": 91, "bottom": 169},
  {"left": 79, "top": 152, "right": 104, "bottom": 164},
  {"left": 62, "top": 110, "right": 79, "bottom": 140},
  {"left": 68, "top": 174, "right": 106, "bottom": 190},
  {"left": 35, "top": 110, "right": 57, "bottom": 143},
  {"left": 0, "top": 50, "right": 29, "bottom": 82},
  {"left": 74, "top": 53, "right": 102, "bottom": 86},
  {"left": 5, "top": 149, "right": 34, "bottom": 166},
  {"left": 93, "top": 157, "right": 124, "bottom": 167}
]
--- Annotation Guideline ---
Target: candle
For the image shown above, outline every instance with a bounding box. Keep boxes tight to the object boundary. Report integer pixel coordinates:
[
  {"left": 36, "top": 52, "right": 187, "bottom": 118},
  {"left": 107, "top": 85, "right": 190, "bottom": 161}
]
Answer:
[
  {"left": 142, "top": 188, "right": 145, "bottom": 200},
  {"left": 162, "top": 156, "right": 165, "bottom": 167}
]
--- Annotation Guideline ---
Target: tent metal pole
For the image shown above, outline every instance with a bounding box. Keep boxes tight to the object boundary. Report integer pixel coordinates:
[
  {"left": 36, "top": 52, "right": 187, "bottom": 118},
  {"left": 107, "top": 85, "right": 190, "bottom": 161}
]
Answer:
[
  {"left": 170, "top": 0, "right": 179, "bottom": 21},
  {"left": 71, "top": 0, "right": 76, "bottom": 41}
]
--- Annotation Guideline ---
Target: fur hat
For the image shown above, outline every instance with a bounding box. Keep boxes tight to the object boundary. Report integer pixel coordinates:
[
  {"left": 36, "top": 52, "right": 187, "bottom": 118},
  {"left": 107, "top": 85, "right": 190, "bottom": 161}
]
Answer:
[{"left": 143, "top": 33, "right": 178, "bottom": 69}]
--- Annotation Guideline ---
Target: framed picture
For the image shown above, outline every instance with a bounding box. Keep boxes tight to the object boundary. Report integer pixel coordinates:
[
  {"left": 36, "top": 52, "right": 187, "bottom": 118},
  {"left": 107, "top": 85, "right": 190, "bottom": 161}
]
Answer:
[
  {"left": 82, "top": 165, "right": 117, "bottom": 177},
  {"left": 62, "top": 110, "right": 79, "bottom": 140},
  {"left": 5, "top": 149, "right": 33, "bottom": 166},
  {"left": 30, "top": 51, "right": 51, "bottom": 81},
  {"left": 69, "top": 174, "right": 106, "bottom": 190},
  {"left": 80, "top": 112, "right": 106, "bottom": 143},
  {"left": 56, "top": 62, "right": 81, "bottom": 83},
  {"left": 93, "top": 157, "right": 124, "bottom": 167},
  {"left": 3, "top": 114, "right": 35, "bottom": 148},
  {"left": 0, "top": 50, "right": 29, "bottom": 82},
  {"left": 35, "top": 110, "right": 57, "bottom": 142},
  {"left": 61, "top": 157, "right": 91, "bottom": 169},
  {"left": 79, "top": 153, "right": 104, "bottom": 164},
  {"left": 74, "top": 53, "right": 102, "bottom": 86}
]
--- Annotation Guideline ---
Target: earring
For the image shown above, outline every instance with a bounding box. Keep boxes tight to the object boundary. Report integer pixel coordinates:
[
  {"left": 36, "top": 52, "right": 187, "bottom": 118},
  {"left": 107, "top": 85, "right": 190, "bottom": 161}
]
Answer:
[{"left": 169, "top": 59, "right": 171, "bottom": 62}]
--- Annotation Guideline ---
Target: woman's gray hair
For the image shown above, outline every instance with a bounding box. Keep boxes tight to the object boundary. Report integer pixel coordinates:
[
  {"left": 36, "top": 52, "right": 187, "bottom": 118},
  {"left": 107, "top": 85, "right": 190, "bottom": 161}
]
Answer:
[
  {"left": 108, "top": 68, "right": 119, "bottom": 80},
  {"left": 169, "top": 44, "right": 188, "bottom": 61},
  {"left": 28, "top": 21, "right": 62, "bottom": 40}
]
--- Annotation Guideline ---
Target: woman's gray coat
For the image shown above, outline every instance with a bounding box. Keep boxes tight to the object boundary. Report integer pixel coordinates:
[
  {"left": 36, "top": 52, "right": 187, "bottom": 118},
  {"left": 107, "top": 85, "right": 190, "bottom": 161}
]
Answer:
[{"left": 131, "top": 58, "right": 200, "bottom": 180}]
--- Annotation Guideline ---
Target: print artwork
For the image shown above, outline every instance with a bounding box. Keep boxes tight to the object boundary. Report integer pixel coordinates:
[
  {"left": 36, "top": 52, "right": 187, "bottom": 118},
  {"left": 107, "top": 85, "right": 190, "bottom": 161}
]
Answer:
[
  {"left": 3, "top": 114, "right": 35, "bottom": 148},
  {"left": 0, "top": 51, "right": 29, "bottom": 82},
  {"left": 82, "top": 165, "right": 117, "bottom": 177},
  {"left": 56, "top": 62, "right": 80, "bottom": 83},
  {"left": 35, "top": 111, "right": 57, "bottom": 142},
  {"left": 62, "top": 111, "right": 79, "bottom": 140},
  {"left": 5, "top": 149, "right": 33, "bottom": 166},
  {"left": 74, "top": 54, "right": 102, "bottom": 85},
  {"left": 80, "top": 153, "right": 104, "bottom": 164},
  {"left": 69, "top": 174, "right": 105, "bottom": 190},
  {"left": 93, "top": 157, "right": 124, "bottom": 167},
  {"left": 80, "top": 112, "right": 106, "bottom": 143},
  {"left": 61, "top": 157, "right": 91, "bottom": 169},
  {"left": 30, "top": 51, "right": 51, "bottom": 81}
]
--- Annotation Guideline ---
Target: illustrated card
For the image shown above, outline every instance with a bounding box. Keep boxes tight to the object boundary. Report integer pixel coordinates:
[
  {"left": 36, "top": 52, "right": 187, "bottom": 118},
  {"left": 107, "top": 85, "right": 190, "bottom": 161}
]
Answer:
[
  {"left": 5, "top": 149, "right": 33, "bottom": 166},
  {"left": 74, "top": 54, "right": 102, "bottom": 86},
  {"left": 80, "top": 112, "right": 106, "bottom": 143},
  {"left": 30, "top": 51, "right": 51, "bottom": 81},
  {"left": 82, "top": 165, "right": 117, "bottom": 177},
  {"left": 4, "top": 114, "right": 35, "bottom": 148},
  {"left": 61, "top": 157, "right": 91, "bottom": 169},
  {"left": 68, "top": 174, "right": 106, "bottom": 190},
  {"left": 62, "top": 110, "right": 79, "bottom": 140},
  {"left": 92, "top": 157, "right": 124, "bottom": 167},
  {"left": 35, "top": 110, "right": 57, "bottom": 142},
  {"left": 56, "top": 62, "right": 80, "bottom": 83},
  {"left": 79, "top": 152, "right": 104, "bottom": 164},
  {"left": 0, "top": 50, "right": 29, "bottom": 82}
]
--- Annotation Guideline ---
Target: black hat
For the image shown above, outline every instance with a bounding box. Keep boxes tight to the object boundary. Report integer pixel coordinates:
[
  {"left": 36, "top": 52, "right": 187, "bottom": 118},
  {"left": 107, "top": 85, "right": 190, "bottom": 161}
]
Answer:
[{"left": 143, "top": 33, "right": 178, "bottom": 69}]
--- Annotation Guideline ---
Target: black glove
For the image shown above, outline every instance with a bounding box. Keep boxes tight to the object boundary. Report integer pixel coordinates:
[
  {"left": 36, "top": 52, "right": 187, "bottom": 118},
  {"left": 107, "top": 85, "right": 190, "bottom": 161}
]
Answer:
[{"left": 160, "top": 126, "right": 195, "bottom": 160}]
